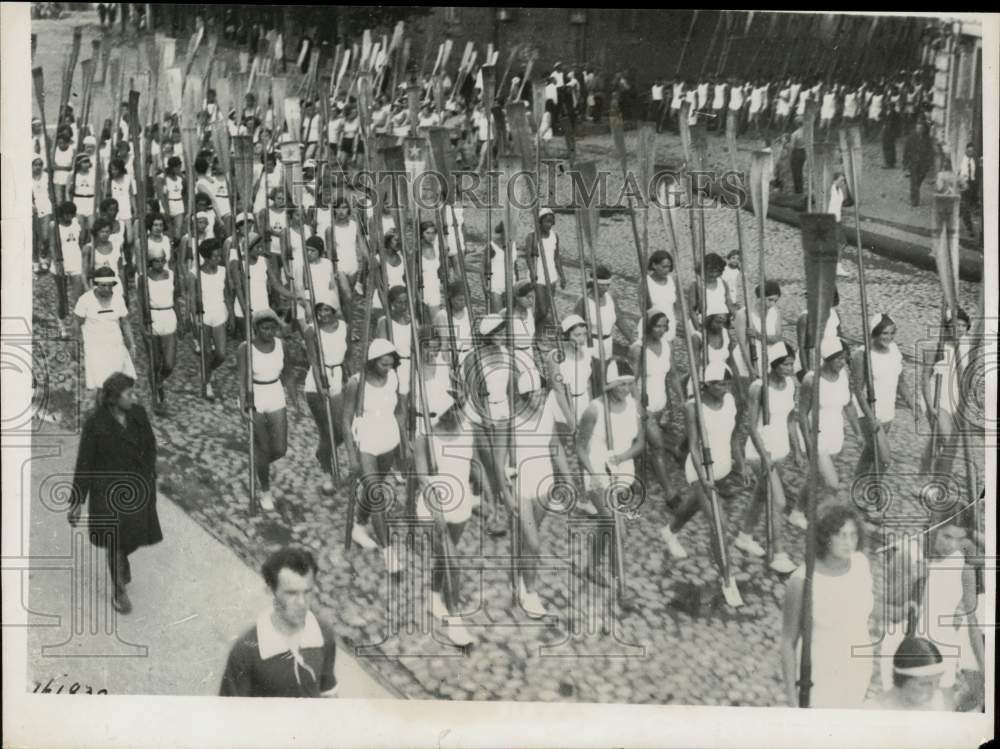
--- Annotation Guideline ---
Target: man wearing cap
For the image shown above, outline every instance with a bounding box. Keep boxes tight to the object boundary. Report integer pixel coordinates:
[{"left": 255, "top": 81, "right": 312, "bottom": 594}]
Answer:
[
  {"left": 573, "top": 265, "right": 632, "bottom": 364},
  {"left": 31, "top": 156, "right": 53, "bottom": 274},
  {"left": 74, "top": 267, "right": 137, "bottom": 399},
  {"left": 522, "top": 208, "right": 565, "bottom": 334}
]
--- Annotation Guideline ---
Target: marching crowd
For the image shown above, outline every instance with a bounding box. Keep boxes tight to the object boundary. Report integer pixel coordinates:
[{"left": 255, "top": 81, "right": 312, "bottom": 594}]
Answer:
[{"left": 33, "top": 17, "right": 986, "bottom": 709}]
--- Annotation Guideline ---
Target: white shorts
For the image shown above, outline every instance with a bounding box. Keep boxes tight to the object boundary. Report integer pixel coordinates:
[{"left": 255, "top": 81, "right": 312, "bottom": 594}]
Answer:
[
  {"left": 252, "top": 380, "right": 286, "bottom": 414},
  {"left": 167, "top": 199, "right": 186, "bottom": 218},
  {"left": 53, "top": 170, "right": 71, "bottom": 187},
  {"left": 201, "top": 303, "right": 228, "bottom": 328},
  {"left": 685, "top": 454, "right": 732, "bottom": 484},
  {"left": 74, "top": 197, "right": 95, "bottom": 218},
  {"left": 151, "top": 308, "right": 177, "bottom": 336},
  {"left": 62, "top": 245, "right": 83, "bottom": 276},
  {"left": 418, "top": 479, "right": 474, "bottom": 524},
  {"left": 354, "top": 414, "right": 401, "bottom": 456}
]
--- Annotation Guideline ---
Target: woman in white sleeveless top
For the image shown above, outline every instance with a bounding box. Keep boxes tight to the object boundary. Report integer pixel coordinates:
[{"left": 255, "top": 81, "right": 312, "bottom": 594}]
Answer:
[
  {"left": 735, "top": 280, "right": 784, "bottom": 377},
  {"left": 433, "top": 280, "right": 474, "bottom": 369},
  {"left": 342, "top": 339, "right": 405, "bottom": 571},
  {"left": 691, "top": 313, "right": 735, "bottom": 384},
  {"left": 576, "top": 359, "right": 645, "bottom": 588},
  {"left": 146, "top": 214, "right": 173, "bottom": 265},
  {"left": 418, "top": 220, "right": 449, "bottom": 322},
  {"left": 484, "top": 221, "right": 515, "bottom": 312},
  {"left": 413, "top": 391, "right": 481, "bottom": 646},
  {"left": 83, "top": 217, "right": 124, "bottom": 303},
  {"left": 297, "top": 235, "right": 340, "bottom": 325},
  {"left": 660, "top": 360, "right": 738, "bottom": 562},
  {"left": 546, "top": 314, "right": 595, "bottom": 431},
  {"left": 686, "top": 252, "right": 731, "bottom": 332},
  {"left": 189, "top": 238, "right": 230, "bottom": 401},
  {"left": 636, "top": 250, "right": 679, "bottom": 343},
  {"left": 372, "top": 230, "right": 407, "bottom": 313},
  {"left": 142, "top": 244, "right": 178, "bottom": 413},
  {"left": 574, "top": 265, "right": 630, "bottom": 363},
  {"left": 232, "top": 235, "right": 272, "bottom": 330},
  {"left": 920, "top": 308, "right": 976, "bottom": 477},
  {"left": 55, "top": 203, "right": 86, "bottom": 320},
  {"left": 736, "top": 342, "right": 800, "bottom": 573},
  {"left": 630, "top": 309, "right": 684, "bottom": 505},
  {"left": 237, "top": 308, "right": 297, "bottom": 512},
  {"left": 304, "top": 302, "right": 348, "bottom": 495},
  {"left": 781, "top": 506, "right": 874, "bottom": 708},
  {"left": 796, "top": 338, "right": 859, "bottom": 516},
  {"left": 108, "top": 158, "right": 135, "bottom": 222},
  {"left": 851, "top": 313, "right": 916, "bottom": 478},
  {"left": 71, "top": 154, "right": 97, "bottom": 232},
  {"left": 376, "top": 286, "right": 413, "bottom": 406}
]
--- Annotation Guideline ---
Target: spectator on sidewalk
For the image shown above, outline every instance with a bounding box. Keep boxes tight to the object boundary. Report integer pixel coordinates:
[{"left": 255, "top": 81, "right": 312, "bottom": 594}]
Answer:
[
  {"left": 881, "top": 103, "right": 901, "bottom": 169},
  {"left": 902, "top": 120, "right": 936, "bottom": 207},
  {"left": 958, "top": 143, "right": 980, "bottom": 237},
  {"left": 220, "top": 547, "right": 339, "bottom": 698},
  {"left": 69, "top": 372, "right": 163, "bottom": 616}
]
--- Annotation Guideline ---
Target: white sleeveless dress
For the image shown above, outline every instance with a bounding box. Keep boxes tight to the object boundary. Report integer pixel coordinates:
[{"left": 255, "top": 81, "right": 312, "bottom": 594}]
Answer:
[{"left": 685, "top": 392, "right": 737, "bottom": 483}]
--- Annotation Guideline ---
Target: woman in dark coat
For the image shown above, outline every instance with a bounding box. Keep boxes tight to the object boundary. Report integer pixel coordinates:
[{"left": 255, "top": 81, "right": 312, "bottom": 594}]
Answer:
[{"left": 69, "top": 372, "right": 163, "bottom": 614}]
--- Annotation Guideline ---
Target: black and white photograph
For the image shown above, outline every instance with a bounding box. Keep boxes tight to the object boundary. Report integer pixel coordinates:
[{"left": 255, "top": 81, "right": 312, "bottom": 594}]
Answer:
[{"left": 1, "top": 5, "right": 995, "bottom": 748}]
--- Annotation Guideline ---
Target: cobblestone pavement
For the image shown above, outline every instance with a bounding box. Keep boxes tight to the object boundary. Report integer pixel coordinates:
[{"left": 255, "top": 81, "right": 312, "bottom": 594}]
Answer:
[{"left": 28, "top": 14, "right": 989, "bottom": 706}]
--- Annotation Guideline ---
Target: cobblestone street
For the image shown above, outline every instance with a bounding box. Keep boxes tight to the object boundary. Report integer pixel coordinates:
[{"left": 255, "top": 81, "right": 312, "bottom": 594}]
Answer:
[{"left": 25, "top": 12, "right": 989, "bottom": 707}]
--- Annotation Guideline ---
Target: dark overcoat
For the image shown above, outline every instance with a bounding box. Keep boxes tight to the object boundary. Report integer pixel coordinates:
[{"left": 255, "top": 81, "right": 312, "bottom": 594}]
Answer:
[{"left": 72, "top": 404, "right": 163, "bottom": 553}]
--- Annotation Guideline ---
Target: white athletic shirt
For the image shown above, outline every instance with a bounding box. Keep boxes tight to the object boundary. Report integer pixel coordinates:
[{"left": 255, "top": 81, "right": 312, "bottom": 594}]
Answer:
[{"left": 304, "top": 324, "right": 347, "bottom": 394}]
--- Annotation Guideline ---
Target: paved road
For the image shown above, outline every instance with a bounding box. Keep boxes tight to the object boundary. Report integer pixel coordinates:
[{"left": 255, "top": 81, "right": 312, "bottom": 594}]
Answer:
[{"left": 24, "top": 423, "right": 394, "bottom": 699}]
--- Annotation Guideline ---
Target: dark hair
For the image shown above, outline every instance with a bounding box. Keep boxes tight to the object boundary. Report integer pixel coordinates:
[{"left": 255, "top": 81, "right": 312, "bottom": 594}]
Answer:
[
  {"left": 100, "top": 372, "right": 135, "bottom": 408},
  {"left": 58, "top": 201, "right": 78, "bottom": 218},
  {"left": 305, "top": 235, "right": 325, "bottom": 254},
  {"left": 447, "top": 280, "right": 465, "bottom": 298},
  {"left": 419, "top": 220, "right": 436, "bottom": 235},
  {"left": 871, "top": 313, "right": 896, "bottom": 338},
  {"left": 387, "top": 285, "right": 408, "bottom": 305},
  {"left": 147, "top": 212, "right": 166, "bottom": 228},
  {"left": 194, "top": 156, "right": 210, "bottom": 175},
  {"left": 755, "top": 280, "right": 781, "bottom": 298},
  {"left": 704, "top": 253, "right": 726, "bottom": 274},
  {"left": 645, "top": 310, "right": 669, "bottom": 336},
  {"left": 198, "top": 237, "right": 222, "bottom": 259},
  {"left": 771, "top": 342, "right": 796, "bottom": 368},
  {"left": 333, "top": 196, "right": 350, "bottom": 210},
  {"left": 954, "top": 307, "right": 970, "bottom": 326},
  {"left": 167, "top": 156, "right": 182, "bottom": 169},
  {"left": 109, "top": 157, "right": 127, "bottom": 175},
  {"left": 91, "top": 217, "right": 113, "bottom": 235},
  {"left": 261, "top": 546, "right": 318, "bottom": 592},
  {"left": 100, "top": 198, "right": 120, "bottom": 215},
  {"left": 815, "top": 505, "right": 862, "bottom": 560},
  {"left": 892, "top": 637, "right": 943, "bottom": 689},
  {"left": 647, "top": 250, "right": 674, "bottom": 269}
]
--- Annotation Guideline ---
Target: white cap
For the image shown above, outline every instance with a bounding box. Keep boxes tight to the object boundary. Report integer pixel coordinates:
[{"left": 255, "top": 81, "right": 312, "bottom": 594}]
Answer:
[
  {"left": 538, "top": 207, "right": 554, "bottom": 220},
  {"left": 768, "top": 341, "right": 792, "bottom": 365},
  {"left": 478, "top": 314, "right": 505, "bottom": 337},
  {"left": 703, "top": 359, "right": 730, "bottom": 383},
  {"left": 196, "top": 210, "right": 213, "bottom": 223},
  {"left": 367, "top": 338, "right": 397, "bottom": 361},
  {"left": 820, "top": 336, "right": 844, "bottom": 360},
  {"left": 869, "top": 313, "right": 887, "bottom": 334},
  {"left": 560, "top": 314, "right": 586, "bottom": 334},
  {"left": 83, "top": 134, "right": 97, "bottom": 146},
  {"left": 252, "top": 308, "right": 280, "bottom": 326}
]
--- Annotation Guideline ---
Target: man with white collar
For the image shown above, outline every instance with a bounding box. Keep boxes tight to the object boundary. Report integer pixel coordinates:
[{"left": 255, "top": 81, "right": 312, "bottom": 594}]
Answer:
[{"left": 220, "top": 547, "right": 338, "bottom": 698}]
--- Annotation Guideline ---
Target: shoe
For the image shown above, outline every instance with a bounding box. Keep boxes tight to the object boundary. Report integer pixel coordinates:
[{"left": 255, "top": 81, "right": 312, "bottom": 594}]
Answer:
[
  {"left": 193, "top": 339, "right": 201, "bottom": 355},
  {"left": 383, "top": 546, "right": 401, "bottom": 574},
  {"left": 661, "top": 526, "right": 689, "bottom": 559},
  {"left": 321, "top": 479, "right": 335, "bottom": 495},
  {"left": 430, "top": 590, "right": 448, "bottom": 620},
  {"left": 786, "top": 510, "right": 808, "bottom": 530},
  {"left": 575, "top": 498, "right": 599, "bottom": 516},
  {"left": 39, "top": 259, "right": 51, "bottom": 273},
  {"left": 33, "top": 262, "right": 40, "bottom": 274},
  {"left": 518, "top": 580, "right": 548, "bottom": 619},
  {"left": 769, "top": 552, "right": 797, "bottom": 574},
  {"left": 258, "top": 490, "right": 275, "bottom": 511},
  {"left": 57, "top": 320, "right": 69, "bottom": 340},
  {"left": 444, "top": 619, "right": 474, "bottom": 647},
  {"left": 836, "top": 262, "right": 850, "bottom": 278},
  {"left": 352, "top": 523, "right": 378, "bottom": 550},
  {"left": 734, "top": 532, "right": 766, "bottom": 558},
  {"left": 111, "top": 589, "right": 132, "bottom": 614},
  {"left": 205, "top": 382, "right": 215, "bottom": 401},
  {"left": 469, "top": 493, "right": 482, "bottom": 510}
]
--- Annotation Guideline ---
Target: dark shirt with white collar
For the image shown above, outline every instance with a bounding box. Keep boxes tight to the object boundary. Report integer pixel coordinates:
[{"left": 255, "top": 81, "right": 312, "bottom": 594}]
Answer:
[{"left": 220, "top": 610, "right": 337, "bottom": 698}]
